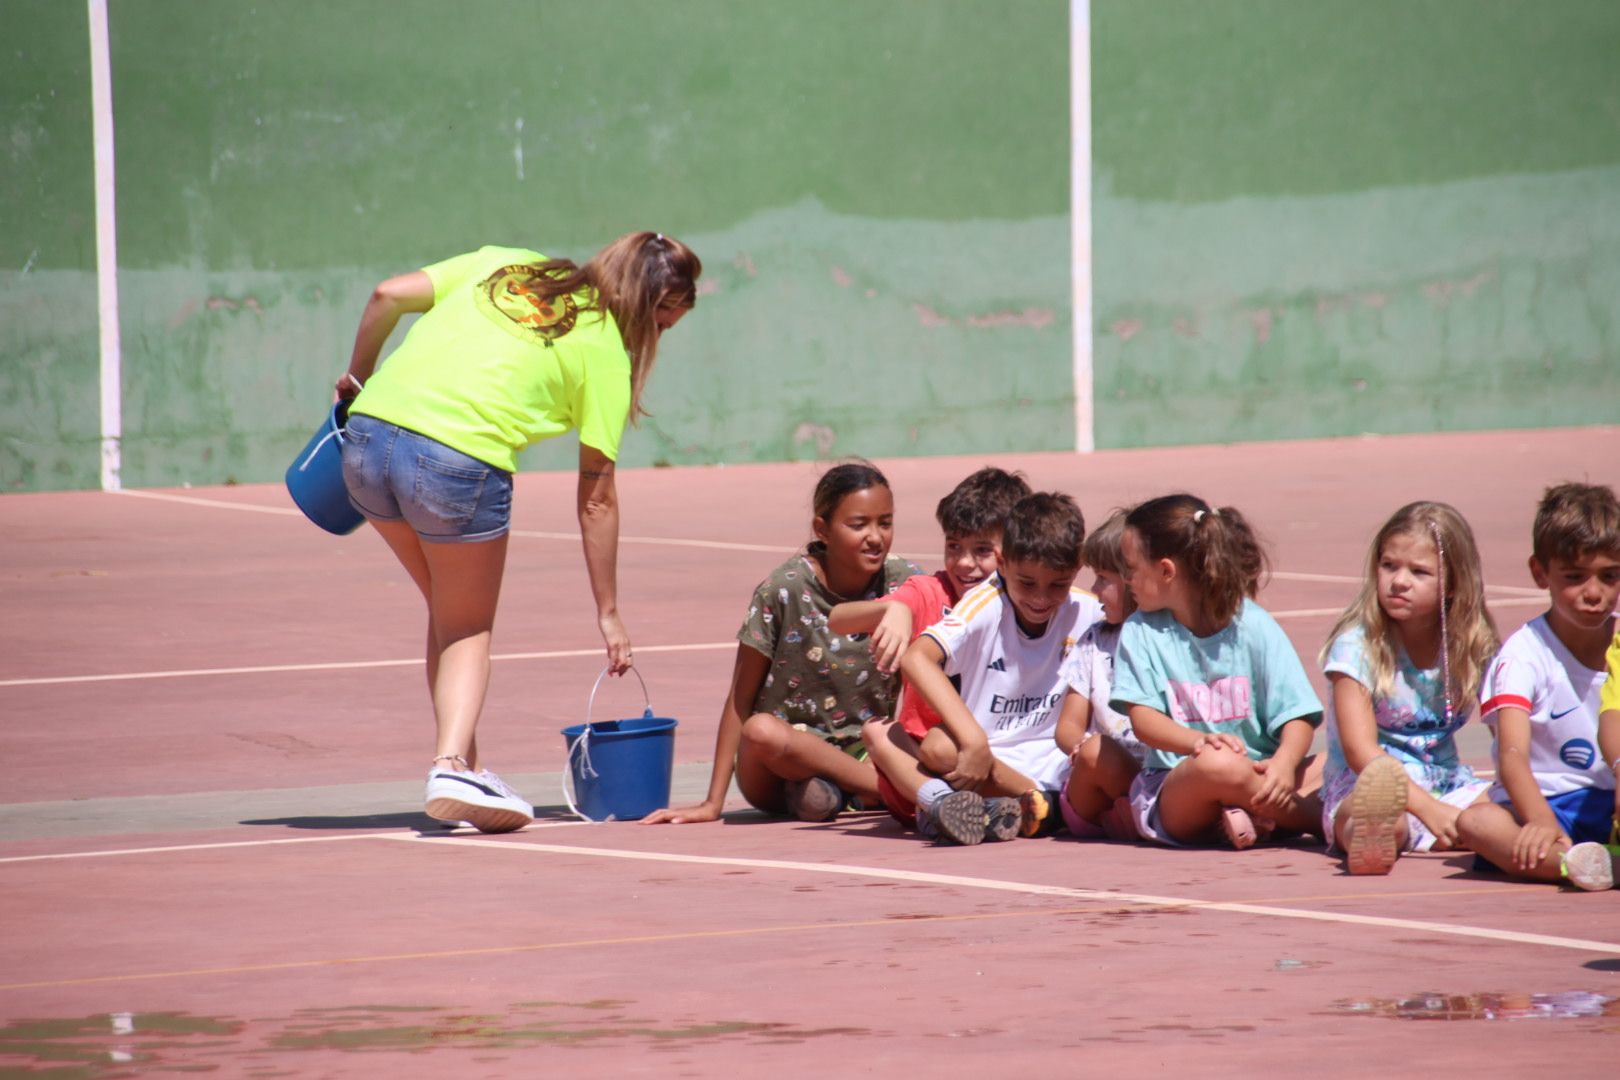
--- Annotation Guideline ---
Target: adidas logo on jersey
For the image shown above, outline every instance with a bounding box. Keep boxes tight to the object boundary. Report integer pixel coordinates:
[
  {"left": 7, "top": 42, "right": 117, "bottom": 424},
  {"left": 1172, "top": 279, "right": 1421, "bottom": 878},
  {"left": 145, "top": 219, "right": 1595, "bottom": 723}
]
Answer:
[{"left": 987, "top": 657, "right": 1006, "bottom": 671}]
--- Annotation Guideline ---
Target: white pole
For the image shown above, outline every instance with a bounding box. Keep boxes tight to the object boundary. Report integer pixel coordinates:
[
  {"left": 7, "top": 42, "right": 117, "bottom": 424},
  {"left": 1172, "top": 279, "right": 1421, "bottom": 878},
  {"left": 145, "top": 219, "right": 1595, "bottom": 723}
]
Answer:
[
  {"left": 88, "top": 0, "right": 122, "bottom": 490},
  {"left": 1070, "top": 0, "right": 1094, "bottom": 453}
]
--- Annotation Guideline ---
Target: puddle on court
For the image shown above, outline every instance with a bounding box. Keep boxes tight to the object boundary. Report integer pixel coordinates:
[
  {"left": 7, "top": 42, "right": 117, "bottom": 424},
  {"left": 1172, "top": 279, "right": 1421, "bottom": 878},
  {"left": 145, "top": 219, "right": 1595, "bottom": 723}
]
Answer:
[
  {"left": 1332, "top": 991, "right": 1617, "bottom": 1022},
  {"left": 0, "top": 1002, "right": 872, "bottom": 1075}
]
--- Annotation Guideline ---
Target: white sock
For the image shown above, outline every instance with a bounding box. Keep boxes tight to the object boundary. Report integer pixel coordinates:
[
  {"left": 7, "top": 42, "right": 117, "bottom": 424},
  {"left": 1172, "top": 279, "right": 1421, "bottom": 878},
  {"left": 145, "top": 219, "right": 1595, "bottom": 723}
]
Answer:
[{"left": 916, "top": 779, "right": 952, "bottom": 812}]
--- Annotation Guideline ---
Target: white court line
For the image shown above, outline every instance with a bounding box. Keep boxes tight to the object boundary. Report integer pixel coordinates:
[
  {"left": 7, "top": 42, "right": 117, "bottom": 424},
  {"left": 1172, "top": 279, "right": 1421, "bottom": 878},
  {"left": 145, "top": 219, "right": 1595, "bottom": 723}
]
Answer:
[
  {"left": 6, "top": 829, "right": 1611, "bottom": 955},
  {"left": 385, "top": 837, "right": 1620, "bottom": 956},
  {"left": 110, "top": 489, "right": 1550, "bottom": 590},
  {"left": 2, "top": 598, "right": 1555, "bottom": 688},
  {"left": 0, "top": 641, "right": 733, "bottom": 689},
  {"left": 0, "top": 820, "right": 592, "bottom": 865}
]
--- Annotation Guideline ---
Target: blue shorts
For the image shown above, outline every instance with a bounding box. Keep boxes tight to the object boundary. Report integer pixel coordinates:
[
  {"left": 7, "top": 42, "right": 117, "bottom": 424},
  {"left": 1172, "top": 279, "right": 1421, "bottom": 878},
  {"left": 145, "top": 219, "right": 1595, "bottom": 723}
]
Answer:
[
  {"left": 1473, "top": 786, "right": 1617, "bottom": 873},
  {"left": 341, "top": 414, "right": 513, "bottom": 543}
]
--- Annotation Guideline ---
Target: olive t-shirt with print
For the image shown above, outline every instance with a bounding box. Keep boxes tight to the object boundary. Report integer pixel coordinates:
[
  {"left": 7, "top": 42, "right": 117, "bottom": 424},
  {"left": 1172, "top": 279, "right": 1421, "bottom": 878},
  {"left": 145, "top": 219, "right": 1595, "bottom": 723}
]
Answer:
[{"left": 738, "top": 543, "right": 924, "bottom": 749}]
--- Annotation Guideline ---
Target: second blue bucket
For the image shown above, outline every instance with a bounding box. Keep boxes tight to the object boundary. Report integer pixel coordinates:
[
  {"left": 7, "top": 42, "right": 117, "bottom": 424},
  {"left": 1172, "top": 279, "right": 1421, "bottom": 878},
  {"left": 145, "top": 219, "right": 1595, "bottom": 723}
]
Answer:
[
  {"left": 285, "top": 400, "right": 364, "bottom": 536},
  {"left": 562, "top": 668, "right": 678, "bottom": 822}
]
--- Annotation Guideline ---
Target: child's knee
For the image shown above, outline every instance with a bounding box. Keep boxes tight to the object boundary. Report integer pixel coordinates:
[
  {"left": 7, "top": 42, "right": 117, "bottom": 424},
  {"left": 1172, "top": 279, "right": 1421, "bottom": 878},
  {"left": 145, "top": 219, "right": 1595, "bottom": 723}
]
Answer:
[
  {"left": 1072, "top": 733, "right": 1103, "bottom": 772},
  {"left": 917, "top": 729, "right": 957, "bottom": 774},
  {"left": 1454, "top": 801, "right": 1499, "bottom": 846},
  {"left": 739, "top": 713, "right": 793, "bottom": 759},
  {"left": 1187, "top": 747, "right": 1252, "bottom": 788},
  {"left": 861, "top": 716, "right": 894, "bottom": 747}
]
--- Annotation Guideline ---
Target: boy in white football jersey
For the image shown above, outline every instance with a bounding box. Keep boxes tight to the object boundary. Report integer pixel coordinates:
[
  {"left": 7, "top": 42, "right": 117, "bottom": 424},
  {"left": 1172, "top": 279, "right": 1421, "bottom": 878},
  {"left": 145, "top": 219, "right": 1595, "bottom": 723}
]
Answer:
[
  {"left": 1458, "top": 483, "right": 1620, "bottom": 890},
  {"left": 899, "top": 492, "right": 1103, "bottom": 844}
]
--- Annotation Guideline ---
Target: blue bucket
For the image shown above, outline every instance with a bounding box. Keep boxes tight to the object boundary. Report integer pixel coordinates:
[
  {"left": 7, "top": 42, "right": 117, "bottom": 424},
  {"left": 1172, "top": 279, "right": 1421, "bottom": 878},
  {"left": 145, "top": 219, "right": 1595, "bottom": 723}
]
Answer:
[
  {"left": 562, "top": 669, "right": 678, "bottom": 822},
  {"left": 285, "top": 400, "right": 364, "bottom": 536}
]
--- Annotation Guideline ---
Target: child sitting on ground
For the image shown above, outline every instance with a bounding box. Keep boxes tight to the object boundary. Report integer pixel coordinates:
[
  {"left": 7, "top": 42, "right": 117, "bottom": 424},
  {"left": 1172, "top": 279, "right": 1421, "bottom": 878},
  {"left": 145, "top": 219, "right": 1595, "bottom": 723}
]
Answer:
[
  {"left": 898, "top": 492, "right": 1103, "bottom": 845},
  {"left": 829, "top": 467, "right": 1031, "bottom": 829},
  {"left": 1318, "top": 502, "right": 1499, "bottom": 875},
  {"left": 1111, "top": 494, "right": 1325, "bottom": 849},
  {"left": 641, "top": 460, "right": 923, "bottom": 824},
  {"left": 1457, "top": 482, "right": 1620, "bottom": 890},
  {"left": 1055, "top": 510, "right": 1147, "bottom": 840}
]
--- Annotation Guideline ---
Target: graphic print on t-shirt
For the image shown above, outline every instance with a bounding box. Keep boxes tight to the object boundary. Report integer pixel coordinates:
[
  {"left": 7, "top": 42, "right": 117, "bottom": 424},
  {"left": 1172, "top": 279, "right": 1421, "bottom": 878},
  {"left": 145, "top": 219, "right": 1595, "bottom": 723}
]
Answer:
[
  {"left": 1168, "top": 676, "right": 1253, "bottom": 726},
  {"left": 476, "top": 264, "right": 580, "bottom": 343}
]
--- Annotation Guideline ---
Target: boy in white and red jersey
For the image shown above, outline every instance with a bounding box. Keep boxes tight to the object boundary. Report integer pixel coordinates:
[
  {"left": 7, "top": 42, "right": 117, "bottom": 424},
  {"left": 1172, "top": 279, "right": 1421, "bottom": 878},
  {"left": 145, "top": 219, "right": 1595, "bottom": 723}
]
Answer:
[
  {"left": 1459, "top": 482, "right": 1620, "bottom": 890},
  {"left": 898, "top": 493, "right": 1103, "bottom": 844},
  {"left": 829, "top": 467, "right": 1030, "bottom": 826}
]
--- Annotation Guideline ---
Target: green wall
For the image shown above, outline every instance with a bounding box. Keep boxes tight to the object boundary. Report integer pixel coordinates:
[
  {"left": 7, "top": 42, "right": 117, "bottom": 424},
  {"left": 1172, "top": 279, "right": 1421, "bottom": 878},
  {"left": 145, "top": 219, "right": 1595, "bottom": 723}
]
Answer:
[
  {"left": 1091, "top": 0, "right": 1620, "bottom": 446},
  {"left": 4, "top": 1, "right": 1618, "bottom": 493},
  {"left": 1, "top": 0, "right": 102, "bottom": 491},
  {"left": 3, "top": 1, "right": 1070, "bottom": 491}
]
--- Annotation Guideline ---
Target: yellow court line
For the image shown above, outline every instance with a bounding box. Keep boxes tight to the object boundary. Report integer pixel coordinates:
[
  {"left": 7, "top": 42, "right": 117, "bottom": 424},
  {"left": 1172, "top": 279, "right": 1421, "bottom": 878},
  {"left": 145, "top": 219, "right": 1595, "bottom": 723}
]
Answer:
[{"left": 0, "top": 904, "right": 1137, "bottom": 992}]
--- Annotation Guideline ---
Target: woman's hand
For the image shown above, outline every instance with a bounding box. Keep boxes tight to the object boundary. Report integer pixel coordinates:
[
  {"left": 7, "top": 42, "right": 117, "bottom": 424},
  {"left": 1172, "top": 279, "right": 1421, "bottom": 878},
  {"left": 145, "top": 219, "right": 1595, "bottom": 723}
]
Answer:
[
  {"left": 333, "top": 372, "right": 364, "bottom": 402},
  {"left": 599, "top": 612, "right": 632, "bottom": 675}
]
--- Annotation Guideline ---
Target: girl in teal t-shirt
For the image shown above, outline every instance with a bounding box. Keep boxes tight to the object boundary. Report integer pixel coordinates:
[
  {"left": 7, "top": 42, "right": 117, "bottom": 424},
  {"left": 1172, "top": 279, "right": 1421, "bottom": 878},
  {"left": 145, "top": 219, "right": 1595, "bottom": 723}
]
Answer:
[{"left": 1110, "top": 493, "right": 1324, "bottom": 848}]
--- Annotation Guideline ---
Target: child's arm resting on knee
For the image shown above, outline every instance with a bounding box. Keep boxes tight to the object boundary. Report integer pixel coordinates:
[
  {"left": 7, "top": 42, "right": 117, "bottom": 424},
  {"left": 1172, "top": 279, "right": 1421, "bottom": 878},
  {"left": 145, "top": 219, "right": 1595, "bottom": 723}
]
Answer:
[
  {"left": 828, "top": 600, "right": 913, "bottom": 674},
  {"left": 1251, "top": 717, "right": 1312, "bottom": 813},
  {"left": 901, "top": 636, "right": 991, "bottom": 787},
  {"left": 1494, "top": 707, "right": 1568, "bottom": 869},
  {"left": 640, "top": 645, "right": 770, "bottom": 824},
  {"left": 1128, "top": 705, "right": 1242, "bottom": 757}
]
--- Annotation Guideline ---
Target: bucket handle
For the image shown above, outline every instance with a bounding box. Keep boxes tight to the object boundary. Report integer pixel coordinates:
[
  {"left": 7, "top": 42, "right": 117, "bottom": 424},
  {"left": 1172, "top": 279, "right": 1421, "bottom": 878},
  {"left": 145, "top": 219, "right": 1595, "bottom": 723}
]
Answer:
[
  {"left": 295, "top": 400, "right": 354, "bottom": 474},
  {"left": 564, "top": 666, "right": 655, "bottom": 823},
  {"left": 586, "top": 664, "right": 654, "bottom": 725}
]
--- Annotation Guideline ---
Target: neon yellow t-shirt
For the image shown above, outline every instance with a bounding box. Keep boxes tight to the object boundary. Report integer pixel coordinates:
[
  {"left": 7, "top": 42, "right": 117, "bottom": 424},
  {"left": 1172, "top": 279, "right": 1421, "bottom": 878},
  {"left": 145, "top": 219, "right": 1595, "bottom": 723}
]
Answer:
[
  {"left": 350, "top": 246, "right": 632, "bottom": 470},
  {"left": 1602, "top": 629, "right": 1620, "bottom": 715}
]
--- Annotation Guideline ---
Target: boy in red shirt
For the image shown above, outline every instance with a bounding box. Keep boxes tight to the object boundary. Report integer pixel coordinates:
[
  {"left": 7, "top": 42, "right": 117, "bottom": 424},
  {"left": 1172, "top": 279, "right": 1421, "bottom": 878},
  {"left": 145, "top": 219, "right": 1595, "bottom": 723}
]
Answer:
[{"left": 829, "top": 467, "right": 1030, "bottom": 828}]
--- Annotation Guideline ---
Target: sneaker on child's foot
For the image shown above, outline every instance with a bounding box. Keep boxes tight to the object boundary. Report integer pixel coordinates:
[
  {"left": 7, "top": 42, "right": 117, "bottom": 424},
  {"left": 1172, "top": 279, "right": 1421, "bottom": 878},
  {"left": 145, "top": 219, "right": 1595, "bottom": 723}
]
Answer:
[
  {"left": 984, "top": 797, "right": 1022, "bottom": 842},
  {"left": 1345, "top": 755, "right": 1407, "bottom": 875},
  {"left": 1220, "top": 806, "right": 1259, "bottom": 850},
  {"left": 425, "top": 767, "right": 533, "bottom": 834},
  {"left": 1018, "top": 789, "right": 1062, "bottom": 838},
  {"left": 1562, "top": 842, "right": 1617, "bottom": 891},
  {"left": 784, "top": 777, "right": 844, "bottom": 822},
  {"left": 928, "top": 790, "right": 988, "bottom": 845}
]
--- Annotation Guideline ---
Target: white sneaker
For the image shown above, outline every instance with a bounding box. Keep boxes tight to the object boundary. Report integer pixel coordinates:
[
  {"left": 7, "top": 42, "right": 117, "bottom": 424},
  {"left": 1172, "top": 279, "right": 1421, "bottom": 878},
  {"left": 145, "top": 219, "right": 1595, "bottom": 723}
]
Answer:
[{"left": 424, "top": 767, "right": 533, "bottom": 834}]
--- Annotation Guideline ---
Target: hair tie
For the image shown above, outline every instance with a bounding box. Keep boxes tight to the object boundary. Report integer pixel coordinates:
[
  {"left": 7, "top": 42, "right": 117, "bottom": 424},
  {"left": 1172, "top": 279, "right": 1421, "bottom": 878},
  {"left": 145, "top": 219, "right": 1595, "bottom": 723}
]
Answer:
[
  {"left": 654, "top": 233, "right": 665, "bottom": 244},
  {"left": 1193, "top": 509, "right": 1205, "bottom": 523},
  {"left": 1193, "top": 507, "right": 1218, "bottom": 524}
]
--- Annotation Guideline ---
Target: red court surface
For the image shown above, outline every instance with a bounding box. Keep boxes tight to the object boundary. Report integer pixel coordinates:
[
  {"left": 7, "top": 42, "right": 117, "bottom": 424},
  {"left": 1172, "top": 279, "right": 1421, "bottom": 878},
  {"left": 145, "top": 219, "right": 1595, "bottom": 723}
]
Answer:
[{"left": 2, "top": 426, "right": 1618, "bottom": 1076}]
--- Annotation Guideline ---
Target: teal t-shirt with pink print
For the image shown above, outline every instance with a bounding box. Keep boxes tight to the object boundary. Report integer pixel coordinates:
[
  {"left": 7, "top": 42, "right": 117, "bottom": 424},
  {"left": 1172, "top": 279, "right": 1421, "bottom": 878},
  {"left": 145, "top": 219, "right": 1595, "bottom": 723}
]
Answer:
[{"left": 1110, "top": 599, "right": 1323, "bottom": 772}]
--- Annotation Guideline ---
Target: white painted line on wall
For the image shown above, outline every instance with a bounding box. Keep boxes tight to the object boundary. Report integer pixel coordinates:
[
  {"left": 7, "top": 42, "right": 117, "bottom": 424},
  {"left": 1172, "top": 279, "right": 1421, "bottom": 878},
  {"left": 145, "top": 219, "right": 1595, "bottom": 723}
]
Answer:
[
  {"left": 1070, "top": 0, "right": 1094, "bottom": 454},
  {"left": 87, "top": 0, "right": 122, "bottom": 492}
]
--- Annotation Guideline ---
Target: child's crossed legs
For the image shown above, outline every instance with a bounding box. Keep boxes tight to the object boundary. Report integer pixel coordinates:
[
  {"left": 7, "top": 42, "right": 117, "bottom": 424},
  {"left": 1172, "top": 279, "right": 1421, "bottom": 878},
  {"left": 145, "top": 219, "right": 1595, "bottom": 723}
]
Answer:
[
  {"left": 734, "top": 712, "right": 879, "bottom": 815},
  {"left": 1157, "top": 744, "right": 1323, "bottom": 845}
]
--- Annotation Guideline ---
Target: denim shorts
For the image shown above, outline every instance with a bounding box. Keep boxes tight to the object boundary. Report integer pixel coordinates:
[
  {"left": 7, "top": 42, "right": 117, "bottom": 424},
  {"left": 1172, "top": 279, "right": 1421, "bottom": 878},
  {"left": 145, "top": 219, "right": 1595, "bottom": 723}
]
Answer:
[{"left": 341, "top": 413, "right": 513, "bottom": 543}]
